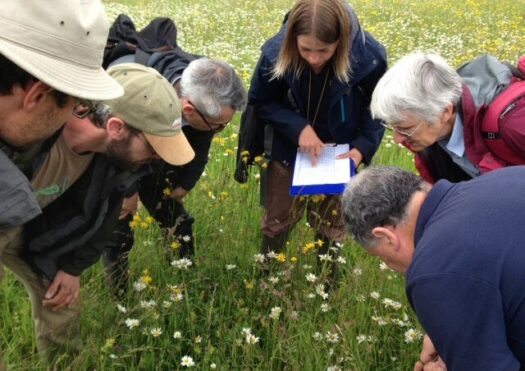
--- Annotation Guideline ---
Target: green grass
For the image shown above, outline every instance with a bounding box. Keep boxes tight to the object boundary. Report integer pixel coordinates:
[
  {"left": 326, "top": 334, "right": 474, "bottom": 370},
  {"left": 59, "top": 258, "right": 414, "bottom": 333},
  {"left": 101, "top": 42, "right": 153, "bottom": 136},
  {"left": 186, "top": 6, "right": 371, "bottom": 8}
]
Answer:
[{"left": 1, "top": 0, "right": 524, "bottom": 369}]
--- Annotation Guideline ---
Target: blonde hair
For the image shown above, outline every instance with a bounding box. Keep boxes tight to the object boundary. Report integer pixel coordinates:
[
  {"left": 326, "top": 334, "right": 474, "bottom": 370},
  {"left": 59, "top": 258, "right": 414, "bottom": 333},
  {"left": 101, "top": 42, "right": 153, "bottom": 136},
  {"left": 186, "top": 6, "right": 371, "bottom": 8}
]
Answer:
[{"left": 272, "top": 0, "right": 351, "bottom": 83}]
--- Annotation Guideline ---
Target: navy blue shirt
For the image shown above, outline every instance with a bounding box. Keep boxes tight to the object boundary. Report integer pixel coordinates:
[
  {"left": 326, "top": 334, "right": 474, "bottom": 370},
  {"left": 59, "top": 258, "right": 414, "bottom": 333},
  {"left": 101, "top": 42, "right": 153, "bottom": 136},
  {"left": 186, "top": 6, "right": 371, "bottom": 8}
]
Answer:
[{"left": 407, "top": 166, "right": 525, "bottom": 370}]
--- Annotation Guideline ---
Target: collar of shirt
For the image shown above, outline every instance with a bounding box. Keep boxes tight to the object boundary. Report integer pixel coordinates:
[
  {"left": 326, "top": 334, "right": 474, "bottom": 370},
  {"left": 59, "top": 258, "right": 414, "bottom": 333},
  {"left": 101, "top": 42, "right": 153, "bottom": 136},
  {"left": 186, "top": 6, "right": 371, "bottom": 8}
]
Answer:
[{"left": 439, "top": 113, "right": 464, "bottom": 157}]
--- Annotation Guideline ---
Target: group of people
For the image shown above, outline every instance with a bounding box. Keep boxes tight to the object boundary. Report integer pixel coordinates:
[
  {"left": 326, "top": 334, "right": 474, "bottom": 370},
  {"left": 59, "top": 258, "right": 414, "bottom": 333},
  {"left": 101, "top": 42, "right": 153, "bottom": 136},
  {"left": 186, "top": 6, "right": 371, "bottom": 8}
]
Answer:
[{"left": 1, "top": 0, "right": 523, "bottom": 369}]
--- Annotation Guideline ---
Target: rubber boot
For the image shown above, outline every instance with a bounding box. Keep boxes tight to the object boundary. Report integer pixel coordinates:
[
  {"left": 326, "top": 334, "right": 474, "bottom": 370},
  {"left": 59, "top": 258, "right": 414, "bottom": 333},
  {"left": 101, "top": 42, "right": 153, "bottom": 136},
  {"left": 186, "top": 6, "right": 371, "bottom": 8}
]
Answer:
[{"left": 260, "top": 232, "right": 288, "bottom": 255}]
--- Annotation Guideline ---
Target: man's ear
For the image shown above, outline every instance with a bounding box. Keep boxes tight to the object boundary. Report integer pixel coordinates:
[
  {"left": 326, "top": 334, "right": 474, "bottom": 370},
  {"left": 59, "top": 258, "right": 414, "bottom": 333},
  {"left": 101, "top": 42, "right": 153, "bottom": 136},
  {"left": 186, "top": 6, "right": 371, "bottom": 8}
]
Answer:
[
  {"left": 181, "top": 98, "right": 195, "bottom": 117},
  {"left": 106, "top": 117, "right": 128, "bottom": 140},
  {"left": 371, "top": 226, "right": 399, "bottom": 249},
  {"left": 22, "top": 81, "right": 54, "bottom": 112}
]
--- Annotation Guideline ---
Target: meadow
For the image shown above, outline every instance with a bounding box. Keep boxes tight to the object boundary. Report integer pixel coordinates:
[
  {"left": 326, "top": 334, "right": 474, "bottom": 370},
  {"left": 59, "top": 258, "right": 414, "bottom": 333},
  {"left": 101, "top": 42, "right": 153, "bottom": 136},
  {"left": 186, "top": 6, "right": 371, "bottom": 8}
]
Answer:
[{"left": 1, "top": 0, "right": 523, "bottom": 369}]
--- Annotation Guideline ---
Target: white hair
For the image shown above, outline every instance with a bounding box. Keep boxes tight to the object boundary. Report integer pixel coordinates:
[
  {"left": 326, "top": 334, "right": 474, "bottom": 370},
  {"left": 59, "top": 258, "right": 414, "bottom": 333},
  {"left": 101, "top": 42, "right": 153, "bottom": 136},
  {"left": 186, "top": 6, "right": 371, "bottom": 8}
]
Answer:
[
  {"left": 179, "top": 58, "right": 247, "bottom": 118},
  {"left": 370, "top": 52, "right": 462, "bottom": 125}
]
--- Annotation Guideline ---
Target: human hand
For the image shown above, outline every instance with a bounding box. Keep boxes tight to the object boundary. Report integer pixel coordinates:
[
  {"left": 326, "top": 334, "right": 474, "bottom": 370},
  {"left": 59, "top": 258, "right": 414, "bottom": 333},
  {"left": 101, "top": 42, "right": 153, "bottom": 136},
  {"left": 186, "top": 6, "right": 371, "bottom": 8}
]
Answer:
[
  {"left": 298, "top": 125, "right": 324, "bottom": 166},
  {"left": 119, "top": 192, "right": 139, "bottom": 220},
  {"left": 336, "top": 147, "right": 363, "bottom": 168},
  {"left": 42, "top": 270, "right": 80, "bottom": 311},
  {"left": 169, "top": 186, "right": 189, "bottom": 204},
  {"left": 414, "top": 335, "right": 447, "bottom": 371}
]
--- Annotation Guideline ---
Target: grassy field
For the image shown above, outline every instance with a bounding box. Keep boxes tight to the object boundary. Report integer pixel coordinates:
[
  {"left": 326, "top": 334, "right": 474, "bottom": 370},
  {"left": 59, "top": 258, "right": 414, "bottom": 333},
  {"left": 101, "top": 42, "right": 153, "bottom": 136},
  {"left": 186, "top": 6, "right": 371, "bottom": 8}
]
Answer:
[{"left": 1, "top": 0, "right": 524, "bottom": 369}]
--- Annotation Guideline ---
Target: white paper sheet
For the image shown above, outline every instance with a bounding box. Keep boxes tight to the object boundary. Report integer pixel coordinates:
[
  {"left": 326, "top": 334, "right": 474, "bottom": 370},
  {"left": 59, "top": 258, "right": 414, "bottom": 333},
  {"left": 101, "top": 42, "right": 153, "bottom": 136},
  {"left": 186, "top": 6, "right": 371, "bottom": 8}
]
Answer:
[{"left": 292, "top": 144, "right": 351, "bottom": 186}]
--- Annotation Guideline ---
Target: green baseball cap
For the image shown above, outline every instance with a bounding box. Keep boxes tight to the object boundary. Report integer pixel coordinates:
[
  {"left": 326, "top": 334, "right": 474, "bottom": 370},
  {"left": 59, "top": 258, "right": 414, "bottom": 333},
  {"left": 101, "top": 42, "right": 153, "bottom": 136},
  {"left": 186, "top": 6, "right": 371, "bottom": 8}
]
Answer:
[{"left": 106, "top": 63, "right": 194, "bottom": 166}]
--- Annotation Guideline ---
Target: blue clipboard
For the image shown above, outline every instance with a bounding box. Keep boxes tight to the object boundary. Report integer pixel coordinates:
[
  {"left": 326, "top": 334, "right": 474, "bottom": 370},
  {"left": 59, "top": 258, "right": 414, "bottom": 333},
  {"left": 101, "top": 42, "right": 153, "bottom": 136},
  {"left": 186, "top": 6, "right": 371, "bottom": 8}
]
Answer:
[{"left": 289, "top": 158, "right": 355, "bottom": 196}]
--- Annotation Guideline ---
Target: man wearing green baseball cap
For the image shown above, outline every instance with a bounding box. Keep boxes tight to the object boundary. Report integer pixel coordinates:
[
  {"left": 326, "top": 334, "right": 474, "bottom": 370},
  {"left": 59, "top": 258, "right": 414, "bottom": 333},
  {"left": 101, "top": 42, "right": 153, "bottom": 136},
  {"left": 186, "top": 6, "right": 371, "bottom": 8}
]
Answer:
[{"left": 1, "top": 63, "right": 193, "bottom": 363}]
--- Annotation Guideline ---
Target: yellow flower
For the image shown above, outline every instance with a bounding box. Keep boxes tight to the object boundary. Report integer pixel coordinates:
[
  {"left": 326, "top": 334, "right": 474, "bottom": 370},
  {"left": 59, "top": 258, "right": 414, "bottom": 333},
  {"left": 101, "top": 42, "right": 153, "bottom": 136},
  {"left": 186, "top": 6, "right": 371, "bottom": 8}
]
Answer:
[
  {"left": 276, "top": 253, "right": 286, "bottom": 263},
  {"left": 261, "top": 162, "right": 268, "bottom": 169},
  {"left": 219, "top": 192, "right": 229, "bottom": 201},
  {"left": 253, "top": 155, "right": 263, "bottom": 163},
  {"left": 303, "top": 242, "right": 316, "bottom": 254},
  {"left": 145, "top": 216, "right": 154, "bottom": 224},
  {"left": 129, "top": 220, "right": 138, "bottom": 230},
  {"left": 140, "top": 274, "right": 153, "bottom": 286},
  {"left": 290, "top": 256, "right": 298, "bottom": 263},
  {"left": 171, "top": 241, "right": 181, "bottom": 251},
  {"left": 331, "top": 209, "right": 338, "bottom": 216},
  {"left": 140, "top": 222, "right": 149, "bottom": 230},
  {"left": 132, "top": 214, "right": 142, "bottom": 222},
  {"left": 244, "top": 279, "right": 254, "bottom": 290},
  {"left": 316, "top": 239, "right": 325, "bottom": 247},
  {"left": 240, "top": 184, "right": 249, "bottom": 190},
  {"left": 163, "top": 187, "right": 172, "bottom": 196},
  {"left": 225, "top": 148, "right": 234, "bottom": 156},
  {"left": 241, "top": 150, "right": 250, "bottom": 157}
]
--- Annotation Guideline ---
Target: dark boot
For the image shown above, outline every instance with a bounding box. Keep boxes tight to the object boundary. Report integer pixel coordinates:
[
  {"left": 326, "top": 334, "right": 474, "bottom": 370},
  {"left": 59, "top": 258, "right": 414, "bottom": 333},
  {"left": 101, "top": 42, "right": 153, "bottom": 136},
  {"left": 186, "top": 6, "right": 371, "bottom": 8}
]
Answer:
[
  {"left": 260, "top": 232, "right": 288, "bottom": 255},
  {"left": 103, "top": 252, "right": 130, "bottom": 300},
  {"left": 315, "top": 234, "right": 341, "bottom": 289}
]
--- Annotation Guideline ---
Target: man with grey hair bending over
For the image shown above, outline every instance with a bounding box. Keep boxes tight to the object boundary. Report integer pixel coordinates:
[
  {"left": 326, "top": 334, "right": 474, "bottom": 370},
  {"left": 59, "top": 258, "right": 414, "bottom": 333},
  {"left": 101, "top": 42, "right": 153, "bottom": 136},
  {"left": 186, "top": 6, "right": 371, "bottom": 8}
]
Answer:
[
  {"left": 370, "top": 52, "right": 523, "bottom": 184},
  {"left": 105, "top": 55, "right": 247, "bottom": 295},
  {"left": 342, "top": 165, "right": 525, "bottom": 370}
]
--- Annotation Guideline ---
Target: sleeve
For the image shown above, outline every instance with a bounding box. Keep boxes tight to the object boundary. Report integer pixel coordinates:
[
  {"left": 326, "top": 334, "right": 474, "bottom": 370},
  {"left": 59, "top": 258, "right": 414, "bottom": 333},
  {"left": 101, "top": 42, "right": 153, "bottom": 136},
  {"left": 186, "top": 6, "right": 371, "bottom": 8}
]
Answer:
[
  {"left": 407, "top": 274, "right": 520, "bottom": 371},
  {"left": 249, "top": 54, "right": 310, "bottom": 145},
  {"left": 349, "top": 58, "right": 387, "bottom": 164},
  {"left": 58, "top": 197, "right": 123, "bottom": 276}
]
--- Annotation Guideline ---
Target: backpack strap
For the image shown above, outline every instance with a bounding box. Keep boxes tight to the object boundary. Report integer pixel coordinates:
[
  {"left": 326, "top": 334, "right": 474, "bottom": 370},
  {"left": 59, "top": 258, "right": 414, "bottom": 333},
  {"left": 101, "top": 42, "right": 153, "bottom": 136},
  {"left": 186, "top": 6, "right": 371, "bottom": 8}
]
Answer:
[{"left": 503, "top": 62, "right": 525, "bottom": 80}]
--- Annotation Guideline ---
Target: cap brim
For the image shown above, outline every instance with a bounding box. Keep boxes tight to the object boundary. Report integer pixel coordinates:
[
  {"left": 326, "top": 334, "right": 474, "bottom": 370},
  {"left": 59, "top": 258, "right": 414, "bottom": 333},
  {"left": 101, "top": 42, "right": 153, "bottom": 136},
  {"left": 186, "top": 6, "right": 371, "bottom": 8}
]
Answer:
[
  {"left": 144, "top": 132, "right": 195, "bottom": 166},
  {"left": 0, "top": 39, "right": 123, "bottom": 101}
]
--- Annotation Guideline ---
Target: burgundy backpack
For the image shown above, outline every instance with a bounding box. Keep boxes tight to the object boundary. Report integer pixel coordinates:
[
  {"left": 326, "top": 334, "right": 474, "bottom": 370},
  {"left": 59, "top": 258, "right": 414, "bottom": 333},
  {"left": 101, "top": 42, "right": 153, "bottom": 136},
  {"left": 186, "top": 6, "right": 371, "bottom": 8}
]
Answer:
[{"left": 480, "top": 56, "right": 525, "bottom": 166}]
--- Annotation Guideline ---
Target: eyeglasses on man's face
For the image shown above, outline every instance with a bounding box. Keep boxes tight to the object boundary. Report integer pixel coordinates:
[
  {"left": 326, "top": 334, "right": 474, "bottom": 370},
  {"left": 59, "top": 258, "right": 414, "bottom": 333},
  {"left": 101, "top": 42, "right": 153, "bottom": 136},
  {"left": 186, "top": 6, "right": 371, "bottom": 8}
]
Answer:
[
  {"left": 188, "top": 101, "right": 230, "bottom": 134},
  {"left": 381, "top": 121, "right": 425, "bottom": 138},
  {"left": 72, "top": 99, "right": 100, "bottom": 119}
]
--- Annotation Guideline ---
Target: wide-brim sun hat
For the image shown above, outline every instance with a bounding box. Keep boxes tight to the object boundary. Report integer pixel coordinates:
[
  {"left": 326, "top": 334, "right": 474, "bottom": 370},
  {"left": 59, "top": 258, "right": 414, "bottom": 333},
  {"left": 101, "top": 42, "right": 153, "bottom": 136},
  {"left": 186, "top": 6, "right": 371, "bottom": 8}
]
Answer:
[{"left": 0, "top": 0, "right": 123, "bottom": 100}]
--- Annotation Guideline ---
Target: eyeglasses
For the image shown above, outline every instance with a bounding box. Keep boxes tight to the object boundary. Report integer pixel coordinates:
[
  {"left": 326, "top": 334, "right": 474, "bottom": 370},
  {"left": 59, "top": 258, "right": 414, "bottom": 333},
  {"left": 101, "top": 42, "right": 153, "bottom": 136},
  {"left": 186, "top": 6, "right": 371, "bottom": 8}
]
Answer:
[
  {"left": 72, "top": 99, "right": 100, "bottom": 119},
  {"left": 188, "top": 101, "right": 230, "bottom": 134},
  {"left": 381, "top": 121, "right": 425, "bottom": 137}
]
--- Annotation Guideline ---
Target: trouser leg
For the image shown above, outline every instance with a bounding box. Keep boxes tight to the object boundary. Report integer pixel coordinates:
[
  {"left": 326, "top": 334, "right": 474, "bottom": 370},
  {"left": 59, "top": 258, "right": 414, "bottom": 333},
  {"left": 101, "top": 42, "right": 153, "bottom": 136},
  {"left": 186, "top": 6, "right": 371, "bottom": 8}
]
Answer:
[
  {"left": 2, "top": 228, "right": 80, "bottom": 363},
  {"left": 261, "top": 161, "right": 305, "bottom": 239}
]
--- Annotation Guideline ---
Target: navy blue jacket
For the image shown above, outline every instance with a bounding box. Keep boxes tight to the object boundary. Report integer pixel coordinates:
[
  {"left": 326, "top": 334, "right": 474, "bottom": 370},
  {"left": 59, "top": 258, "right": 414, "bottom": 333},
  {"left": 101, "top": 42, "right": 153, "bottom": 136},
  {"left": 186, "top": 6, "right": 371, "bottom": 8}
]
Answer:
[
  {"left": 408, "top": 166, "right": 525, "bottom": 370},
  {"left": 248, "top": 6, "right": 387, "bottom": 165}
]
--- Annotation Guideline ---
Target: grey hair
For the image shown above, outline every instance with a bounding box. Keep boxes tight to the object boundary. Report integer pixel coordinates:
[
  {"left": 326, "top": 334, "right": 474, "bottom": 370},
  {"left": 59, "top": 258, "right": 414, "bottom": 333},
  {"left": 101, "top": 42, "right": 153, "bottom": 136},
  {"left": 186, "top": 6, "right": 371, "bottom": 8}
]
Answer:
[
  {"left": 179, "top": 58, "right": 247, "bottom": 118},
  {"left": 342, "top": 166, "right": 426, "bottom": 248},
  {"left": 370, "top": 52, "right": 462, "bottom": 125}
]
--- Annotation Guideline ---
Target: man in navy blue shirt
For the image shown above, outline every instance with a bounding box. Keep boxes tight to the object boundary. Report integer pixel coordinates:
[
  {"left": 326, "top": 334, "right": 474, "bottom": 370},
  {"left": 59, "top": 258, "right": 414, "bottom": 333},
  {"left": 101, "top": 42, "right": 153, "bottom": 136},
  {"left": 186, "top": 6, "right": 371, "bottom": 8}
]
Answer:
[{"left": 342, "top": 165, "right": 525, "bottom": 370}]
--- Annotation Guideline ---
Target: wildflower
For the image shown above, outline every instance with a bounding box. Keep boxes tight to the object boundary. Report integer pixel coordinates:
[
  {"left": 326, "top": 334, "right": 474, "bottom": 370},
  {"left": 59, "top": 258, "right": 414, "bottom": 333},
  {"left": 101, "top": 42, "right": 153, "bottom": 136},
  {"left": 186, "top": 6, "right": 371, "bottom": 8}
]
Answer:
[
  {"left": 276, "top": 253, "right": 286, "bottom": 263},
  {"left": 379, "top": 262, "right": 390, "bottom": 271},
  {"left": 133, "top": 280, "right": 147, "bottom": 292},
  {"left": 253, "top": 253, "right": 265, "bottom": 263},
  {"left": 320, "top": 303, "right": 331, "bottom": 312},
  {"left": 173, "top": 331, "right": 182, "bottom": 339},
  {"left": 219, "top": 191, "right": 229, "bottom": 201},
  {"left": 181, "top": 355, "right": 195, "bottom": 367},
  {"left": 244, "top": 279, "right": 254, "bottom": 290},
  {"left": 170, "top": 293, "right": 184, "bottom": 302},
  {"left": 318, "top": 253, "right": 333, "bottom": 262},
  {"left": 129, "top": 220, "right": 138, "bottom": 230},
  {"left": 144, "top": 216, "right": 154, "bottom": 224},
  {"left": 253, "top": 155, "right": 263, "bottom": 163},
  {"left": 372, "top": 315, "right": 388, "bottom": 326},
  {"left": 140, "top": 222, "right": 149, "bottom": 229},
  {"left": 290, "top": 256, "right": 298, "bottom": 263},
  {"left": 313, "top": 332, "right": 323, "bottom": 341},
  {"left": 315, "top": 284, "right": 329, "bottom": 300},
  {"left": 245, "top": 333, "right": 260, "bottom": 345},
  {"left": 370, "top": 291, "right": 380, "bottom": 300},
  {"left": 382, "top": 298, "right": 402, "bottom": 310},
  {"left": 116, "top": 304, "right": 127, "bottom": 313},
  {"left": 303, "top": 242, "right": 316, "bottom": 254},
  {"left": 182, "top": 235, "right": 191, "bottom": 242},
  {"left": 140, "top": 299, "right": 157, "bottom": 309},
  {"left": 170, "top": 241, "right": 181, "bottom": 251},
  {"left": 163, "top": 187, "right": 172, "bottom": 196},
  {"left": 226, "top": 264, "right": 237, "bottom": 270},
  {"left": 268, "top": 276, "right": 279, "bottom": 284},
  {"left": 241, "top": 328, "right": 252, "bottom": 336},
  {"left": 327, "top": 366, "right": 341, "bottom": 371},
  {"left": 325, "top": 331, "right": 339, "bottom": 343},
  {"left": 353, "top": 267, "right": 363, "bottom": 276},
  {"left": 124, "top": 318, "right": 140, "bottom": 330},
  {"left": 161, "top": 300, "right": 172, "bottom": 309},
  {"left": 356, "top": 294, "right": 365, "bottom": 302},
  {"left": 140, "top": 273, "right": 153, "bottom": 286},
  {"left": 269, "top": 306, "right": 282, "bottom": 320},
  {"left": 150, "top": 327, "right": 162, "bottom": 337},
  {"left": 194, "top": 336, "right": 202, "bottom": 344},
  {"left": 336, "top": 256, "right": 347, "bottom": 264},
  {"left": 356, "top": 334, "right": 367, "bottom": 344},
  {"left": 261, "top": 162, "right": 268, "bottom": 169},
  {"left": 303, "top": 264, "right": 313, "bottom": 270},
  {"left": 307, "top": 293, "right": 316, "bottom": 299},
  {"left": 171, "top": 258, "right": 193, "bottom": 270},
  {"left": 266, "top": 250, "right": 277, "bottom": 259},
  {"left": 404, "top": 328, "right": 423, "bottom": 344},
  {"left": 210, "top": 363, "right": 217, "bottom": 369},
  {"left": 306, "top": 273, "right": 317, "bottom": 282}
]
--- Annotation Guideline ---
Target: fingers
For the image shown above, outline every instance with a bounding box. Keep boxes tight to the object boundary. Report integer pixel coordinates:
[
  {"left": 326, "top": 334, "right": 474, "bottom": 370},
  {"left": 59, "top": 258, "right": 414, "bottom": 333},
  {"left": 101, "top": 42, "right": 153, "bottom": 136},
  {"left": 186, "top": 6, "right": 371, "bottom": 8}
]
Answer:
[{"left": 414, "top": 361, "right": 424, "bottom": 371}]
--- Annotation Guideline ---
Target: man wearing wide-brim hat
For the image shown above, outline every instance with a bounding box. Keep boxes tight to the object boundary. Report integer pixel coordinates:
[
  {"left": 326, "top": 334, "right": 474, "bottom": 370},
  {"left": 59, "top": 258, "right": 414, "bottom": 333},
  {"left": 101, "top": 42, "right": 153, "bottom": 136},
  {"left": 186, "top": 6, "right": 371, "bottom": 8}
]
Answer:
[{"left": 0, "top": 0, "right": 123, "bottom": 366}]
